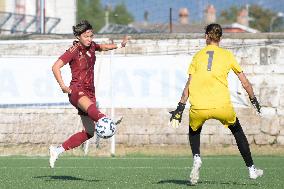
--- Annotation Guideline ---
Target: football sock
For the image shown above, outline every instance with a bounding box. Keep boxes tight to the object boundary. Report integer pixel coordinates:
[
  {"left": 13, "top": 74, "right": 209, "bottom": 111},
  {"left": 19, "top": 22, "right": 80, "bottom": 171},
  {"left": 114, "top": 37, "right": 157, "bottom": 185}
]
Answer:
[
  {"left": 62, "top": 131, "right": 92, "bottom": 150},
  {"left": 248, "top": 165, "right": 256, "bottom": 170},
  {"left": 193, "top": 154, "right": 201, "bottom": 158},
  {"left": 228, "top": 117, "right": 254, "bottom": 167},
  {"left": 55, "top": 145, "right": 65, "bottom": 155},
  {"left": 188, "top": 126, "right": 202, "bottom": 156},
  {"left": 87, "top": 103, "right": 105, "bottom": 122}
]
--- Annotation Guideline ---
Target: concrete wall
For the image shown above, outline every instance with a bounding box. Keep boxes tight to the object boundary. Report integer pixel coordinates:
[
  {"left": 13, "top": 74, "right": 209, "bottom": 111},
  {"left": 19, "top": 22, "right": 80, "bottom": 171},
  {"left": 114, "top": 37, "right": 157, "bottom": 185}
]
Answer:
[{"left": 0, "top": 33, "right": 284, "bottom": 155}]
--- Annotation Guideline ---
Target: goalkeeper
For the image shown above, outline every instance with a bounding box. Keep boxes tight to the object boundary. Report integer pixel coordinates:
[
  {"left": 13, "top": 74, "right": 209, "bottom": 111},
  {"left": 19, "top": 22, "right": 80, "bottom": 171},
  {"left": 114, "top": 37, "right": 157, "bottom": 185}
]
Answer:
[{"left": 169, "top": 23, "right": 263, "bottom": 185}]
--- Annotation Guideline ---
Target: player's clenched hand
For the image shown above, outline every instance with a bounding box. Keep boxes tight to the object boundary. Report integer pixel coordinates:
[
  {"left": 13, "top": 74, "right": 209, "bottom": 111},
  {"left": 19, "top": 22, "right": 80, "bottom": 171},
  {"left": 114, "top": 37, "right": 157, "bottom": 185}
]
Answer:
[
  {"left": 169, "top": 102, "right": 186, "bottom": 128},
  {"left": 61, "top": 85, "right": 72, "bottom": 94},
  {"left": 250, "top": 96, "right": 261, "bottom": 114}
]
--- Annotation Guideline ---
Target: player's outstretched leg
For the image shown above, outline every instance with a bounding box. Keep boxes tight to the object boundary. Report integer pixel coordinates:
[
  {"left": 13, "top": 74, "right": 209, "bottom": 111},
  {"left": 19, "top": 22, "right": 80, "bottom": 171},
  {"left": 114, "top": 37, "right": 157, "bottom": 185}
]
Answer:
[
  {"left": 49, "top": 130, "right": 92, "bottom": 168},
  {"left": 228, "top": 117, "right": 263, "bottom": 179},
  {"left": 188, "top": 126, "right": 202, "bottom": 185}
]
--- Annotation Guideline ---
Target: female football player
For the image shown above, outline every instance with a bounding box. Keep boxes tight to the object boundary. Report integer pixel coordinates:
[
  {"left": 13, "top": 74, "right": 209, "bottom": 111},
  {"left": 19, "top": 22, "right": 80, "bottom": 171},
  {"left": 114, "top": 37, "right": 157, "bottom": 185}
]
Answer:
[
  {"left": 169, "top": 23, "right": 263, "bottom": 185},
  {"left": 50, "top": 20, "right": 129, "bottom": 168}
]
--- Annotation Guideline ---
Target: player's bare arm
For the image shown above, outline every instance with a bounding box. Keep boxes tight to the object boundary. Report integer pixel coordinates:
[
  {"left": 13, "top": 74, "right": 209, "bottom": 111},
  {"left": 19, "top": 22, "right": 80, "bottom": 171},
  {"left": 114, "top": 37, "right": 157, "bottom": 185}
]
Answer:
[
  {"left": 237, "top": 70, "right": 261, "bottom": 113},
  {"left": 99, "top": 36, "right": 130, "bottom": 51},
  {"left": 52, "top": 59, "right": 71, "bottom": 94},
  {"left": 237, "top": 72, "right": 254, "bottom": 98},
  {"left": 180, "top": 75, "right": 191, "bottom": 104}
]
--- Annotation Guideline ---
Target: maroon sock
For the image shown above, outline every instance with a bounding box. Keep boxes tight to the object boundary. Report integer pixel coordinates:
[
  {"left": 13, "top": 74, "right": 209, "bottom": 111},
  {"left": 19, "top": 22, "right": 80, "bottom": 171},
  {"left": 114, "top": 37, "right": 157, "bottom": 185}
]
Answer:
[
  {"left": 62, "top": 131, "right": 92, "bottom": 151},
  {"left": 87, "top": 103, "right": 105, "bottom": 122}
]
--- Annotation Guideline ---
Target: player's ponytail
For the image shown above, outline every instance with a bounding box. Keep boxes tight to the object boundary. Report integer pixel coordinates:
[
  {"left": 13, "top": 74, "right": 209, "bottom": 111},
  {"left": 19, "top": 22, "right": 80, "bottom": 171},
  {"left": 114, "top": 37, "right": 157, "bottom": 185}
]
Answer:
[{"left": 205, "top": 23, "right": 222, "bottom": 43}]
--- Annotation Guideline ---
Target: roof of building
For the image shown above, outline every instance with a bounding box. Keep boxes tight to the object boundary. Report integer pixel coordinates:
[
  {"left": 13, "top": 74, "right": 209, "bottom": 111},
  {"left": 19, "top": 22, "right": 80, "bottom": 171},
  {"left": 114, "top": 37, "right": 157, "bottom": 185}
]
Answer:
[
  {"left": 223, "top": 22, "right": 260, "bottom": 33},
  {"left": 98, "top": 22, "right": 259, "bottom": 34}
]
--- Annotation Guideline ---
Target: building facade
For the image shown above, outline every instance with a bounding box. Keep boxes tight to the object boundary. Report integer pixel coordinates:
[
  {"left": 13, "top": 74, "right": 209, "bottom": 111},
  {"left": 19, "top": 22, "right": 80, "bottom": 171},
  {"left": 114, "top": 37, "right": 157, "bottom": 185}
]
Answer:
[{"left": 0, "top": 0, "right": 76, "bottom": 34}]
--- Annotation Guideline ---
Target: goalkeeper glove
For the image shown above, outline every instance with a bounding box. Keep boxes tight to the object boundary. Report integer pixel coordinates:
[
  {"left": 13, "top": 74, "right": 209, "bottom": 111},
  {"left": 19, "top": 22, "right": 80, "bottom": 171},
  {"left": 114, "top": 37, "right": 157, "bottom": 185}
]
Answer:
[
  {"left": 250, "top": 96, "right": 261, "bottom": 114},
  {"left": 169, "top": 102, "right": 186, "bottom": 128}
]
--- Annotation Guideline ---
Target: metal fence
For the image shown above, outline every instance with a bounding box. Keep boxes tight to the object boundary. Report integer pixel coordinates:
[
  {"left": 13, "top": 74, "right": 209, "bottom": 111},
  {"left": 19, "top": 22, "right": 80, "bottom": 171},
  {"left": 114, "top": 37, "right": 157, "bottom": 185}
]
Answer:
[{"left": 0, "top": 11, "right": 60, "bottom": 34}]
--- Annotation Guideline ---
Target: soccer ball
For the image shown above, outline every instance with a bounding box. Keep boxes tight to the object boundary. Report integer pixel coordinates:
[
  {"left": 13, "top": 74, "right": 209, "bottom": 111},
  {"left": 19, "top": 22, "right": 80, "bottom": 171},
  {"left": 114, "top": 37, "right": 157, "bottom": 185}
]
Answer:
[{"left": 95, "top": 117, "right": 116, "bottom": 139}]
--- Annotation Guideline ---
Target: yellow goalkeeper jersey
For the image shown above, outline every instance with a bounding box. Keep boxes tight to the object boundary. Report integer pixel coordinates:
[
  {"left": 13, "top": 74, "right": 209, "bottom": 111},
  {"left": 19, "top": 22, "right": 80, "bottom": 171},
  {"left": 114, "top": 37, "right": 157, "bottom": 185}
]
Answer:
[{"left": 188, "top": 45, "right": 242, "bottom": 109}]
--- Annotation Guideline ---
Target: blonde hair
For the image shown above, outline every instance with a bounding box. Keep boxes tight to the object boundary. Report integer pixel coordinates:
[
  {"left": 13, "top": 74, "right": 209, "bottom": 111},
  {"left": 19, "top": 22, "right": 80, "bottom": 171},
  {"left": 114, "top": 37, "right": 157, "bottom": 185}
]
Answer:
[{"left": 205, "top": 23, "right": 222, "bottom": 42}]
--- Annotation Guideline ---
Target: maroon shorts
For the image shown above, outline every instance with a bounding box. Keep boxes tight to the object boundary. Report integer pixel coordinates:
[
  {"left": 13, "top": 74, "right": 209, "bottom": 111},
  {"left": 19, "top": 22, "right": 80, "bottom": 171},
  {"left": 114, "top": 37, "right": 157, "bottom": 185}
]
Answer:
[{"left": 68, "top": 87, "right": 97, "bottom": 116}]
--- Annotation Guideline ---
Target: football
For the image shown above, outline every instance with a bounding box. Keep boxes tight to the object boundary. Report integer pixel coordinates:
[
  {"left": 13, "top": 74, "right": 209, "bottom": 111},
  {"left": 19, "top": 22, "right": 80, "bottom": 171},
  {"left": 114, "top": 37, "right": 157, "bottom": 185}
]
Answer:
[{"left": 95, "top": 117, "right": 116, "bottom": 139}]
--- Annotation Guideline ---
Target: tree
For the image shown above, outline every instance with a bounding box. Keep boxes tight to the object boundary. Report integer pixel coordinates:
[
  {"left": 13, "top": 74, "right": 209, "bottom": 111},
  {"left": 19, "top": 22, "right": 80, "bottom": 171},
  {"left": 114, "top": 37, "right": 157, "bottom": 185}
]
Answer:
[
  {"left": 219, "top": 4, "right": 284, "bottom": 32},
  {"left": 272, "top": 17, "right": 284, "bottom": 32},
  {"left": 77, "top": 0, "right": 105, "bottom": 32},
  {"left": 77, "top": 0, "right": 134, "bottom": 32},
  {"left": 109, "top": 3, "right": 134, "bottom": 25},
  {"left": 249, "top": 5, "right": 283, "bottom": 32},
  {"left": 219, "top": 5, "right": 239, "bottom": 24}
]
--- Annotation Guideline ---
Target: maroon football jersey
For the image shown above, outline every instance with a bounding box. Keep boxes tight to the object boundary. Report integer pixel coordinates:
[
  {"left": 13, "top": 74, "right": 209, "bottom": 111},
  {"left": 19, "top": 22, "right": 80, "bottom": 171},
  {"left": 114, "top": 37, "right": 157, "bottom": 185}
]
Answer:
[{"left": 59, "top": 41, "right": 101, "bottom": 92}]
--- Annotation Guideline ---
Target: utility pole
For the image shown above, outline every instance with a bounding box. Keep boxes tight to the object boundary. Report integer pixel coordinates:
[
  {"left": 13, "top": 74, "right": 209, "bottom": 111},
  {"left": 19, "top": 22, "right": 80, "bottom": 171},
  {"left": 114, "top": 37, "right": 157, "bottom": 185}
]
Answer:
[
  {"left": 169, "top": 8, "right": 173, "bottom": 33},
  {"left": 104, "top": 5, "right": 111, "bottom": 27},
  {"left": 246, "top": 4, "right": 250, "bottom": 27},
  {"left": 40, "top": 0, "right": 45, "bottom": 34},
  {"left": 105, "top": 10, "right": 109, "bottom": 26}
]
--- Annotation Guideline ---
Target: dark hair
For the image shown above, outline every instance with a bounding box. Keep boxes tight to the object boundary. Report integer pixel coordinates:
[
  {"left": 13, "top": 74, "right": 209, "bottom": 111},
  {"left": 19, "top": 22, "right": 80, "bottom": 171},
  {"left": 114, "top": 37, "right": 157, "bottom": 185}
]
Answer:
[
  {"left": 205, "top": 23, "right": 222, "bottom": 42},
  {"left": 72, "top": 20, "right": 93, "bottom": 36}
]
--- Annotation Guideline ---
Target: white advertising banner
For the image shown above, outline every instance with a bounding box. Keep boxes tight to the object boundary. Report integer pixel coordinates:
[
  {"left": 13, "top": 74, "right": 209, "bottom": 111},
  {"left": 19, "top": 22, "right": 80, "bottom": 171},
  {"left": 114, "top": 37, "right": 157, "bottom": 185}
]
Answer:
[
  {"left": 0, "top": 56, "right": 69, "bottom": 105},
  {"left": 0, "top": 55, "right": 248, "bottom": 108}
]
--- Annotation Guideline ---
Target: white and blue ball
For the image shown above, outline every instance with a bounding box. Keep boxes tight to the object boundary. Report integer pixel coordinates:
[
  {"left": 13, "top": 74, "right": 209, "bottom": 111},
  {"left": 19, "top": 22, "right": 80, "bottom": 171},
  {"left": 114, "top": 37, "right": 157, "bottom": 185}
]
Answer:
[{"left": 95, "top": 117, "right": 116, "bottom": 139}]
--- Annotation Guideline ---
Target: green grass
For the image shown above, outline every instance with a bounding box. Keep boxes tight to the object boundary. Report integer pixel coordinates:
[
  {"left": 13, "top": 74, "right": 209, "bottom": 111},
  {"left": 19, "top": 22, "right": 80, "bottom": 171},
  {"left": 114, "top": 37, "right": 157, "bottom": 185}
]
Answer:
[{"left": 0, "top": 155, "right": 283, "bottom": 189}]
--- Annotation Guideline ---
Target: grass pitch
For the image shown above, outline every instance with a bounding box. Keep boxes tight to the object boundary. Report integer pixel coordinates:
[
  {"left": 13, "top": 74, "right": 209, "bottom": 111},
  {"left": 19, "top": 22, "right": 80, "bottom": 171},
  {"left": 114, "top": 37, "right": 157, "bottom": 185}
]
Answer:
[{"left": 0, "top": 155, "right": 283, "bottom": 189}]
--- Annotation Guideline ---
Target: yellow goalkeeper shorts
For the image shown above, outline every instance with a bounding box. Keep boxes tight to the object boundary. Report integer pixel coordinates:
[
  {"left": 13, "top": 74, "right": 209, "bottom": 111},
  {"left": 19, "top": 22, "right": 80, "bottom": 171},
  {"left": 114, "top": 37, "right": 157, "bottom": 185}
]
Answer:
[{"left": 189, "top": 105, "right": 236, "bottom": 131}]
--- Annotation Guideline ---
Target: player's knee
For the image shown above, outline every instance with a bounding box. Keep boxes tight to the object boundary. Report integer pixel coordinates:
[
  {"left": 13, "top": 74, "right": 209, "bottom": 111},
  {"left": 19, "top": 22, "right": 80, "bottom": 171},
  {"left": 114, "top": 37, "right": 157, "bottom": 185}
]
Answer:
[
  {"left": 87, "top": 103, "right": 105, "bottom": 122},
  {"left": 86, "top": 131, "right": 93, "bottom": 139},
  {"left": 84, "top": 127, "right": 95, "bottom": 138},
  {"left": 228, "top": 117, "right": 242, "bottom": 134},
  {"left": 81, "top": 115, "right": 95, "bottom": 136}
]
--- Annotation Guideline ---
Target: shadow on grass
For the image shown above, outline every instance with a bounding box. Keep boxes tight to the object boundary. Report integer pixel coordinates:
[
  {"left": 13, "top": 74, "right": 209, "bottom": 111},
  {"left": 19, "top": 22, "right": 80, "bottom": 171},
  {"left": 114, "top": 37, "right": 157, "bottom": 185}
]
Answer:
[
  {"left": 157, "top": 179, "right": 260, "bottom": 186},
  {"left": 33, "top": 175, "right": 101, "bottom": 182},
  {"left": 200, "top": 180, "right": 260, "bottom": 186},
  {"left": 157, "top": 179, "right": 189, "bottom": 186}
]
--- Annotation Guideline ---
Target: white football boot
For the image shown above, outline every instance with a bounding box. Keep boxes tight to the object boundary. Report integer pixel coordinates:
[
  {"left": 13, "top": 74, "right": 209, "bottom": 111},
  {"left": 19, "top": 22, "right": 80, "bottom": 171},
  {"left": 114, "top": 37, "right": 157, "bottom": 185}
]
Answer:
[
  {"left": 189, "top": 154, "right": 202, "bottom": 185},
  {"left": 114, "top": 116, "right": 123, "bottom": 125},
  {"left": 249, "top": 165, "right": 263, "bottom": 179},
  {"left": 49, "top": 146, "right": 59, "bottom": 168}
]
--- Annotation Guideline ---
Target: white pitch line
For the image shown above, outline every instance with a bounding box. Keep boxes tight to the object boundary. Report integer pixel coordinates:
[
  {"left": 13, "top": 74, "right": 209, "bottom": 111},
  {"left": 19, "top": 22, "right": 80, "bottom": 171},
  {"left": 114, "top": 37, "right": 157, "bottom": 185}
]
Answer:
[
  {"left": 0, "top": 166, "right": 282, "bottom": 170},
  {"left": 0, "top": 167, "right": 247, "bottom": 169},
  {"left": 1, "top": 156, "right": 284, "bottom": 160}
]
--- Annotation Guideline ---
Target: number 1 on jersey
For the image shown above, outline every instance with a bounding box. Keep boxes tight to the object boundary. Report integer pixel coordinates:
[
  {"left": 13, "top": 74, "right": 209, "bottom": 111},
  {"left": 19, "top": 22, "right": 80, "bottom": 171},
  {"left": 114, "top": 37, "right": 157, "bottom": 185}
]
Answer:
[{"left": 206, "top": 51, "right": 214, "bottom": 71}]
